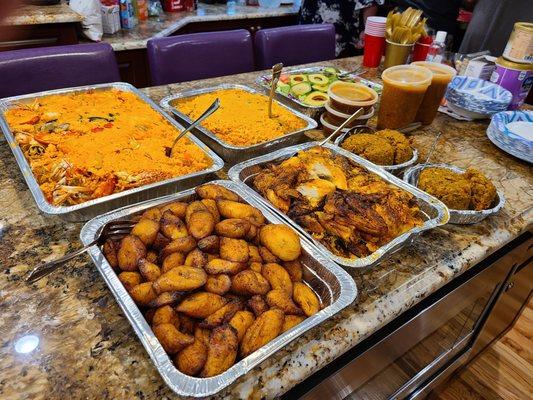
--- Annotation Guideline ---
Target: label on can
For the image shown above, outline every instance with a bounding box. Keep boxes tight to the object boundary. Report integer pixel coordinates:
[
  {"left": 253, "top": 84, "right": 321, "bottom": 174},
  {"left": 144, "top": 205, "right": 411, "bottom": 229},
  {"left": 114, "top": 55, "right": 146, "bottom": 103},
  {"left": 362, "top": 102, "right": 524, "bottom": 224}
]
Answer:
[
  {"left": 503, "top": 22, "right": 533, "bottom": 64},
  {"left": 491, "top": 63, "right": 533, "bottom": 110}
]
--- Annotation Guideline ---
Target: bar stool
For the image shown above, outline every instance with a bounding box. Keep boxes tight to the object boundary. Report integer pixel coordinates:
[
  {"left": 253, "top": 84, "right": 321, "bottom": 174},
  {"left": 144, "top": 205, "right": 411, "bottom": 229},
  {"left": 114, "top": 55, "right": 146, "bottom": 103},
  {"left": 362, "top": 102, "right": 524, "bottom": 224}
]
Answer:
[
  {"left": 147, "top": 30, "right": 255, "bottom": 85},
  {"left": 0, "top": 43, "right": 121, "bottom": 98},
  {"left": 254, "top": 24, "right": 336, "bottom": 70}
]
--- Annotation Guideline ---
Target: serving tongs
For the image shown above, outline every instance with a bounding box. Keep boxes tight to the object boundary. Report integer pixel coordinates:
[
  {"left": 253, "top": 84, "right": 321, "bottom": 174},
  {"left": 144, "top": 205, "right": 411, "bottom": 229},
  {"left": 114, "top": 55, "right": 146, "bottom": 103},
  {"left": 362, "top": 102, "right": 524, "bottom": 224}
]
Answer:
[
  {"left": 165, "top": 98, "right": 220, "bottom": 157},
  {"left": 268, "top": 63, "right": 283, "bottom": 118},
  {"left": 26, "top": 220, "right": 135, "bottom": 284}
]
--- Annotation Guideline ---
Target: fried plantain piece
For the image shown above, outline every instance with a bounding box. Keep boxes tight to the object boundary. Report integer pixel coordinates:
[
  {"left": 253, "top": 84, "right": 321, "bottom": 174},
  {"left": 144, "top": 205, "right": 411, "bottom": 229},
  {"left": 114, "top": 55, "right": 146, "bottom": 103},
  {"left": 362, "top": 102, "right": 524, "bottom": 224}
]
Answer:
[
  {"left": 240, "top": 309, "right": 284, "bottom": 358},
  {"left": 118, "top": 271, "right": 142, "bottom": 292},
  {"left": 201, "top": 198, "right": 221, "bottom": 224},
  {"left": 184, "top": 248, "right": 208, "bottom": 269},
  {"left": 216, "top": 200, "right": 265, "bottom": 226},
  {"left": 199, "top": 300, "right": 244, "bottom": 329},
  {"left": 117, "top": 234, "right": 146, "bottom": 271},
  {"left": 204, "top": 258, "right": 247, "bottom": 275},
  {"left": 293, "top": 282, "right": 321, "bottom": 317},
  {"left": 129, "top": 282, "right": 157, "bottom": 306},
  {"left": 196, "top": 184, "right": 240, "bottom": 202},
  {"left": 215, "top": 218, "right": 251, "bottom": 239},
  {"left": 147, "top": 291, "right": 184, "bottom": 308},
  {"left": 161, "top": 236, "right": 197, "bottom": 257},
  {"left": 231, "top": 270, "right": 270, "bottom": 296},
  {"left": 282, "top": 315, "right": 306, "bottom": 332},
  {"left": 261, "top": 263, "right": 293, "bottom": 295},
  {"left": 259, "top": 224, "right": 301, "bottom": 262},
  {"left": 131, "top": 218, "right": 160, "bottom": 246},
  {"left": 220, "top": 237, "right": 249, "bottom": 263},
  {"left": 175, "top": 292, "right": 228, "bottom": 319},
  {"left": 159, "top": 201, "right": 188, "bottom": 219},
  {"left": 197, "top": 235, "right": 220, "bottom": 254},
  {"left": 258, "top": 246, "right": 280, "bottom": 263},
  {"left": 204, "top": 274, "right": 232, "bottom": 295},
  {"left": 174, "top": 339, "right": 207, "bottom": 376},
  {"left": 200, "top": 325, "right": 238, "bottom": 377},
  {"left": 247, "top": 295, "right": 269, "bottom": 317},
  {"left": 187, "top": 211, "right": 215, "bottom": 239},
  {"left": 103, "top": 239, "right": 119, "bottom": 270},
  {"left": 152, "top": 305, "right": 180, "bottom": 328},
  {"left": 138, "top": 258, "right": 161, "bottom": 282},
  {"left": 283, "top": 260, "right": 303, "bottom": 282},
  {"left": 266, "top": 289, "right": 304, "bottom": 315},
  {"left": 154, "top": 266, "right": 207, "bottom": 294},
  {"left": 152, "top": 323, "right": 194, "bottom": 354},
  {"left": 228, "top": 310, "right": 255, "bottom": 343},
  {"left": 160, "top": 210, "right": 188, "bottom": 240}
]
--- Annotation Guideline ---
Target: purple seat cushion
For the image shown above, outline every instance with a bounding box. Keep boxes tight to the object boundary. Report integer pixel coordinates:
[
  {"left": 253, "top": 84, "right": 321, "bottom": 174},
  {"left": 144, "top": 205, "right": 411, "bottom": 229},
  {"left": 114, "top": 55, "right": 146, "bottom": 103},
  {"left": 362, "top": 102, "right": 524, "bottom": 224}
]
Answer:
[
  {"left": 147, "top": 29, "right": 255, "bottom": 85},
  {"left": 254, "top": 24, "right": 336, "bottom": 70},
  {"left": 0, "top": 43, "right": 120, "bottom": 98}
]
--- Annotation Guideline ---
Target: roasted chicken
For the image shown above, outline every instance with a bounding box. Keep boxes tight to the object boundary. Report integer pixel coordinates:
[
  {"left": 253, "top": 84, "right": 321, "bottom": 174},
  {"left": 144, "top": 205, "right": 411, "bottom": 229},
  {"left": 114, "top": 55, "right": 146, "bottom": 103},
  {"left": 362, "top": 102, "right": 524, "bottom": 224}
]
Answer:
[{"left": 252, "top": 147, "right": 423, "bottom": 258}]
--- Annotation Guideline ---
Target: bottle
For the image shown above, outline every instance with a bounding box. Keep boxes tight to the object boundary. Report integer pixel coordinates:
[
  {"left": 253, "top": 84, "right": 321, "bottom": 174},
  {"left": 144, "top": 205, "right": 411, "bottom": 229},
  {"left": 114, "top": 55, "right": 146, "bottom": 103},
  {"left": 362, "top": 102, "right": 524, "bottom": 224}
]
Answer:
[
  {"left": 426, "top": 31, "right": 447, "bottom": 63},
  {"left": 137, "top": 0, "right": 148, "bottom": 21}
]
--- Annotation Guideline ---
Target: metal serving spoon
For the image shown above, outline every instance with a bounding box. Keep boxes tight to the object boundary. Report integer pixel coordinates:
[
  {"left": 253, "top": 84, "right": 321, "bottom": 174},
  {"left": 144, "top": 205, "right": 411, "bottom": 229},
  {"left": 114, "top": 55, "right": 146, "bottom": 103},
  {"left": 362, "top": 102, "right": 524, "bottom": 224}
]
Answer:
[
  {"left": 415, "top": 131, "right": 442, "bottom": 185},
  {"left": 165, "top": 98, "right": 220, "bottom": 157},
  {"left": 268, "top": 63, "right": 283, "bottom": 118}
]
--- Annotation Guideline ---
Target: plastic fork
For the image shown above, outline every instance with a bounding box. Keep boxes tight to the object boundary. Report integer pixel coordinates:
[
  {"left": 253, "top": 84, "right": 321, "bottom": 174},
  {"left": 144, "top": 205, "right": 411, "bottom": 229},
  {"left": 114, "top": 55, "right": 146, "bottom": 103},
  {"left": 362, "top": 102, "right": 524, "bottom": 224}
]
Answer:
[{"left": 26, "top": 219, "right": 136, "bottom": 284}]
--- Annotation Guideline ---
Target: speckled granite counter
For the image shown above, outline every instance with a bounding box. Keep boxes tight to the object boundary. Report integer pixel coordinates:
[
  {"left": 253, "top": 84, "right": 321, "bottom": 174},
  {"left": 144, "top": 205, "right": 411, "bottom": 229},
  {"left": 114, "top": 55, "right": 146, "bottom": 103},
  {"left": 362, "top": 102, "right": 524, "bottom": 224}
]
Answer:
[
  {"left": 0, "top": 57, "right": 531, "bottom": 399},
  {"left": 1, "top": 1, "right": 82, "bottom": 26},
  {"left": 102, "top": 3, "right": 298, "bottom": 51}
]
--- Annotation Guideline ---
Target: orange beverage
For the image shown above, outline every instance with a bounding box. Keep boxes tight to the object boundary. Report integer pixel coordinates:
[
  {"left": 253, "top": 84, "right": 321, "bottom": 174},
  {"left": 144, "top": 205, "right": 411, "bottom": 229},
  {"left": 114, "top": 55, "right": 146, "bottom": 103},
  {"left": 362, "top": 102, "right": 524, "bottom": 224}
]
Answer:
[
  {"left": 377, "top": 65, "right": 432, "bottom": 129},
  {"left": 412, "top": 61, "right": 457, "bottom": 124}
]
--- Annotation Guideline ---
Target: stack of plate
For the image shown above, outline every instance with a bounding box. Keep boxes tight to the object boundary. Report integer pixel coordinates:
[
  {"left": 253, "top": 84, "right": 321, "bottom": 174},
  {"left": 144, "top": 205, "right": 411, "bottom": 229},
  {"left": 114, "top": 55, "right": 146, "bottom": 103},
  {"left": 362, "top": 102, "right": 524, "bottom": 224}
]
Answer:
[
  {"left": 486, "top": 110, "right": 533, "bottom": 163},
  {"left": 445, "top": 76, "right": 512, "bottom": 119}
]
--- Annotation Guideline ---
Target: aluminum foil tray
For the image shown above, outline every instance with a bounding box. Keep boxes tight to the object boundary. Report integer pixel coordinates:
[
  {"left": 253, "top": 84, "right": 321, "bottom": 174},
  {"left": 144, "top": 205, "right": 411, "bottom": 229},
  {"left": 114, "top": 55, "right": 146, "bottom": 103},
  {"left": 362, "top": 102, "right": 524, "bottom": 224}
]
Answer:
[
  {"left": 403, "top": 163, "right": 505, "bottom": 225},
  {"left": 334, "top": 129, "right": 419, "bottom": 176},
  {"left": 228, "top": 142, "right": 450, "bottom": 271},
  {"left": 0, "top": 82, "right": 224, "bottom": 222},
  {"left": 79, "top": 180, "right": 357, "bottom": 398},
  {"left": 159, "top": 84, "right": 318, "bottom": 165},
  {"left": 255, "top": 66, "right": 383, "bottom": 110}
]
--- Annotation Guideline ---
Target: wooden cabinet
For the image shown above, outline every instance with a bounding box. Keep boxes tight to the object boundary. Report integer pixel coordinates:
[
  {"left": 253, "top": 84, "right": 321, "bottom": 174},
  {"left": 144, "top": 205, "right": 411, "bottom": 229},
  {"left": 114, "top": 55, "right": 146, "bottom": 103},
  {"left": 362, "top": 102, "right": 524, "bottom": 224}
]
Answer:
[{"left": 0, "top": 22, "right": 78, "bottom": 51}]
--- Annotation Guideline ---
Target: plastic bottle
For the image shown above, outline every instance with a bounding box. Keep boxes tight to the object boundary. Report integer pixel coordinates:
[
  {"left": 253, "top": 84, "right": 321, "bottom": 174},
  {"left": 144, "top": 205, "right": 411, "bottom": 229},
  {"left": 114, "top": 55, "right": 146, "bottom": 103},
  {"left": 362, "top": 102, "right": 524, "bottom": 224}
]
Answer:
[
  {"left": 426, "top": 31, "right": 447, "bottom": 63},
  {"left": 137, "top": 0, "right": 148, "bottom": 21}
]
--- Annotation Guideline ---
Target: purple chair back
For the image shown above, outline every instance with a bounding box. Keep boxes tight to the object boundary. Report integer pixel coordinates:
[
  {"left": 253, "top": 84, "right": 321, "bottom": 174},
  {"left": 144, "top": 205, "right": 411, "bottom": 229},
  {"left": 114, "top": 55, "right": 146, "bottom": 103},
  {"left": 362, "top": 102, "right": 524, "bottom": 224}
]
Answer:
[
  {"left": 147, "top": 29, "right": 254, "bottom": 85},
  {"left": 254, "top": 24, "right": 336, "bottom": 70},
  {"left": 0, "top": 43, "right": 120, "bottom": 99}
]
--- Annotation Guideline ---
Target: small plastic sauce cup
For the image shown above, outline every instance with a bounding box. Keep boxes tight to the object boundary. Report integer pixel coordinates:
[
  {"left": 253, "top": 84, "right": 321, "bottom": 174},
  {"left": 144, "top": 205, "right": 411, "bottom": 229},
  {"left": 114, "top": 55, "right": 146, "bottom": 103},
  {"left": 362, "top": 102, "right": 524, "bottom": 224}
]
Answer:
[
  {"left": 324, "top": 101, "right": 374, "bottom": 127},
  {"left": 328, "top": 81, "right": 378, "bottom": 115},
  {"left": 377, "top": 65, "right": 432, "bottom": 129},
  {"left": 411, "top": 61, "right": 457, "bottom": 124}
]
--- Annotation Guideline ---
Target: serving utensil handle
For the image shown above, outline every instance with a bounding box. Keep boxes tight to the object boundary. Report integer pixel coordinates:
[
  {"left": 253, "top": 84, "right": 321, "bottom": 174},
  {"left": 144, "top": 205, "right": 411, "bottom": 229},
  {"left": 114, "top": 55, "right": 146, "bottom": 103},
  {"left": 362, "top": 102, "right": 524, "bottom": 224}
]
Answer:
[
  {"left": 168, "top": 98, "right": 220, "bottom": 157},
  {"left": 268, "top": 63, "right": 283, "bottom": 118},
  {"left": 26, "top": 240, "right": 96, "bottom": 284}
]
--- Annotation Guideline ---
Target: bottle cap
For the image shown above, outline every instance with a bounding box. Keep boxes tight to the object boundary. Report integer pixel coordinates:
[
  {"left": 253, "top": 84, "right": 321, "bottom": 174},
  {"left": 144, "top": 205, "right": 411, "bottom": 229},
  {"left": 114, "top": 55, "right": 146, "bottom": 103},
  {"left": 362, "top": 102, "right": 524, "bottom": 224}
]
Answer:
[{"left": 435, "top": 31, "right": 447, "bottom": 43}]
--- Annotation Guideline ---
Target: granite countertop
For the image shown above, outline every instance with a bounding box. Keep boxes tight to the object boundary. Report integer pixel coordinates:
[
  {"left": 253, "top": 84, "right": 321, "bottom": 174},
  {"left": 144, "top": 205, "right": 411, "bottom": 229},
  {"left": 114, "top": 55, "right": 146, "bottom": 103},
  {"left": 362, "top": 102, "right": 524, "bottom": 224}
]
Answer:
[
  {"left": 0, "top": 57, "right": 531, "bottom": 399},
  {"left": 1, "top": 1, "right": 83, "bottom": 26},
  {"left": 102, "top": 3, "right": 299, "bottom": 51}
]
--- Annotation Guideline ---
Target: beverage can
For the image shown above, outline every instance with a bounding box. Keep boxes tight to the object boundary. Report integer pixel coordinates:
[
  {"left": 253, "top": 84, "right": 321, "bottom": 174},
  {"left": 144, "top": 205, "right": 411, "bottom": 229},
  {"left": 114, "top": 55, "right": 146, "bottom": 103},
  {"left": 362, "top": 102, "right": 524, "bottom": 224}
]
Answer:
[
  {"left": 490, "top": 57, "right": 533, "bottom": 110},
  {"left": 503, "top": 22, "right": 533, "bottom": 64}
]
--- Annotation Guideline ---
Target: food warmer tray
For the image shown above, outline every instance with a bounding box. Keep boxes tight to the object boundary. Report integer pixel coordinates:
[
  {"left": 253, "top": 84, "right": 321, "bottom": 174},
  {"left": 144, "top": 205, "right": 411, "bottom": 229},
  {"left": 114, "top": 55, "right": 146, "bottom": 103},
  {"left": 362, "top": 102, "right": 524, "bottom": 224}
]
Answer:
[
  {"left": 403, "top": 163, "right": 505, "bottom": 225},
  {"left": 80, "top": 179, "right": 357, "bottom": 398},
  {"left": 159, "top": 84, "right": 318, "bottom": 165},
  {"left": 228, "top": 142, "right": 450, "bottom": 271},
  {"left": 255, "top": 66, "right": 383, "bottom": 111},
  {"left": 0, "top": 82, "right": 224, "bottom": 222}
]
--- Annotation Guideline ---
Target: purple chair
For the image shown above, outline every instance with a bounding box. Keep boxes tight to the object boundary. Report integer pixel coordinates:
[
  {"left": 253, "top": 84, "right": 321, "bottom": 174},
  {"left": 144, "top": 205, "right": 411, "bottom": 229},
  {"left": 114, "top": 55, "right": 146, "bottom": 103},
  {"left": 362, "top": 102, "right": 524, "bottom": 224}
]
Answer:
[
  {"left": 254, "top": 24, "right": 336, "bottom": 70},
  {"left": 0, "top": 43, "right": 120, "bottom": 99},
  {"left": 147, "top": 30, "right": 254, "bottom": 85}
]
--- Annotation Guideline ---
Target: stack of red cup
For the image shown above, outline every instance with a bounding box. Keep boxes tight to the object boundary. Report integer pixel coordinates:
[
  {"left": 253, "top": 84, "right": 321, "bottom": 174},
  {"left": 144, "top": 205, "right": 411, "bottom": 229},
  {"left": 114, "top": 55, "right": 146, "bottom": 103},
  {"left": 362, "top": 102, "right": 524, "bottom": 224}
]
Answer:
[{"left": 363, "top": 16, "right": 387, "bottom": 68}]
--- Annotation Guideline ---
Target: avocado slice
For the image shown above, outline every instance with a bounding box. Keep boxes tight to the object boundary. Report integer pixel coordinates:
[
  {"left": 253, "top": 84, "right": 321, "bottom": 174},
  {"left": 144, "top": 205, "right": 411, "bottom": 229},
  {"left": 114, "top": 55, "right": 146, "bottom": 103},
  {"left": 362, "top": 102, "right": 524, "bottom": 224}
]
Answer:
[
  {"left": 324, "top": 67, "right": 338, "bottom": 75},
  {"left": 289, "top": 74, "right": 308, "bottom": 85},
  {"left": 290, "top": 82, "right": 312, "bottom": 96},
  {"left": 276, "top": 81, "right": 291, "bottom": 95},
  {"left": 304, "top": 91, "right": 329, "bottom": 106},
  {"left": 312, "top": 84, "right": 329, "bottom": 93},
  {"left": 308, "top": 73, "right": 329, "bottom": 85}
]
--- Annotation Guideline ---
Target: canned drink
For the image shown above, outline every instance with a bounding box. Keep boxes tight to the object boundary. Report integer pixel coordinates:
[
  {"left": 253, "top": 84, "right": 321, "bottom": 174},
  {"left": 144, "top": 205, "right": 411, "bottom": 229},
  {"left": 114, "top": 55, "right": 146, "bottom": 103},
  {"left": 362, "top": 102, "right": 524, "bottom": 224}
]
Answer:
[
  {"left": 490, "top": 57, "right": 533, "bottom": 110},
  {"left": 503, "top": 22, "right": 533, "bottom": 64}
]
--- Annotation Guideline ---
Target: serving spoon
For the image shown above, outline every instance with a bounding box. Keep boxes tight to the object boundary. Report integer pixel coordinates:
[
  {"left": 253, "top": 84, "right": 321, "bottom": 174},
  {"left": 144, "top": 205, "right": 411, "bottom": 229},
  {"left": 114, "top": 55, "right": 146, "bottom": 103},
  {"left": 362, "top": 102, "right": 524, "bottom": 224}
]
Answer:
[
  {"left": 268, "top": 63, "right": 284, "bottom": 118},
  {"left": 414, "top": 131, "right": 442, "bottom": 185},
  {"left": 165, "top": 98, "right": 220, "bottom": 157},
  {"left": 319, "top": 107, "right": 365, "bottom": 146}
]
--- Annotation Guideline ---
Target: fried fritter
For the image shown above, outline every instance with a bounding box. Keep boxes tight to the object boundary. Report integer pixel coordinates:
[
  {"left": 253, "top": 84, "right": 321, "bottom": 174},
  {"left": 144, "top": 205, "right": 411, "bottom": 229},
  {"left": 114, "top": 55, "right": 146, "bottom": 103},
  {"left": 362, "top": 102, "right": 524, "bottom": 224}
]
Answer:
[{"left": 418, "top": 168, "right": 471, "bottom": 210}]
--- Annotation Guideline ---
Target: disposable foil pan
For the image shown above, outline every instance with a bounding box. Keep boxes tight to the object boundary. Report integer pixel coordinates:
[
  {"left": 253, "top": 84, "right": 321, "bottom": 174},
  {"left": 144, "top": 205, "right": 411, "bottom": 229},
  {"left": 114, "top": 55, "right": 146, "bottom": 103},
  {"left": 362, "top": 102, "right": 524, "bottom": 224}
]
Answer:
[
  {"left": 403, "top": 163, "right": 505, "bottom": 225},
  {"left": 159, "top": 84, "right": 318, "bottom": 165},
  {"left": 79, "top": 179, "right": 357, "bottom": 398},
  {"left": 0, "top": 82, "right": 224, "bottom": 222},
  {"left": 228, "top": 142, "right": 450, "bottom": 271},
  {"left": 334, "top": 128, "right": 419, "bottom": 175},
  {"left": 255, "top": 66, "right": 384, "bottom": 111}
]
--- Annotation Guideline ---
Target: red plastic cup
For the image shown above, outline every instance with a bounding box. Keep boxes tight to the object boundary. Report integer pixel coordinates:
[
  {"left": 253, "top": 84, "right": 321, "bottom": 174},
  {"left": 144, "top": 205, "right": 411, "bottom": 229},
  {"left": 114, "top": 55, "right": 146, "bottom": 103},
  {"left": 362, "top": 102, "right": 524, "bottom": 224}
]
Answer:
[{"left": 363, "top": 33, "right": 386, "bottom": 68}]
